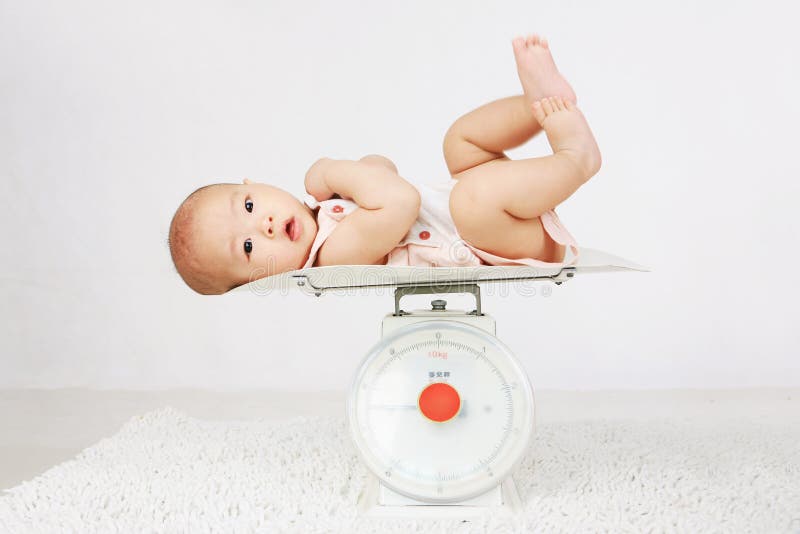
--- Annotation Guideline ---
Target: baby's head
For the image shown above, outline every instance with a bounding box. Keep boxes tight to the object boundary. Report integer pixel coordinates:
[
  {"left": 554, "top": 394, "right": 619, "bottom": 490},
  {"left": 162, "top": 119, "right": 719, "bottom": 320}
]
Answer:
[{"left": 168, "top": 179, "right": 318, "bottom": 294}]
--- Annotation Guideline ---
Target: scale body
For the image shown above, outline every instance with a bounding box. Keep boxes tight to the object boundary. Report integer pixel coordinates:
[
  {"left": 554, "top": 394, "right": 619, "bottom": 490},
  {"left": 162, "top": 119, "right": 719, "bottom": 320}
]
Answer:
[
  {"left": 236, "top": 249, "right": 650, "bottom": 518},
  {"left": 347, "top": 288, "right": 535, "bottom": 518}
]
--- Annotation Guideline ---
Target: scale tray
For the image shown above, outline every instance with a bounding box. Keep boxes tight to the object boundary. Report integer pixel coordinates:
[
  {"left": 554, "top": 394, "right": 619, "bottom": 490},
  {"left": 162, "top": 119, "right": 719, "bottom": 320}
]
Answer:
[{"left": 231, "top": 246, "right": 649, "bottom": 296}]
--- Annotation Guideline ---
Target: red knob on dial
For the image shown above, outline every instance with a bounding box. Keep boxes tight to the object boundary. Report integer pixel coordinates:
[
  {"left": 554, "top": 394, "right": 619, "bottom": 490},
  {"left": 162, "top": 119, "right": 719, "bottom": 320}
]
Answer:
[{"left": 418, "top": 382, "right": 461, "bottom": 423}]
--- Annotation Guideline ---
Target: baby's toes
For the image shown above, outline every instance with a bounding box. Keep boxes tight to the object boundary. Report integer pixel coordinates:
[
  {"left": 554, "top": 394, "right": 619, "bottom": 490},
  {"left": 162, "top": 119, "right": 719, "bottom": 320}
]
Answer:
[
  {"left": 512, "top": 36, "right": 526, "bottom": 52},
  {"left": 552, "top": 96, "right": 565, "bottom": 111},
  {"left": 532, "top": 100, "right": 547, "bottom": 124},
  {"left": 564, "top": 99, "right": 577, "bottom": 111},
  {"left": 540, "top": 97, "right": 554, "bottom": 115}
]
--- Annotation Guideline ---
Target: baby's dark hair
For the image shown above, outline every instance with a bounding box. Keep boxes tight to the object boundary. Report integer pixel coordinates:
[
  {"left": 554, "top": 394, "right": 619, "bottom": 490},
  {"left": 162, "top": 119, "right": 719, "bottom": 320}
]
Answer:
[{"left": 168, "top": 183, "right": 237, "bottom": 295}]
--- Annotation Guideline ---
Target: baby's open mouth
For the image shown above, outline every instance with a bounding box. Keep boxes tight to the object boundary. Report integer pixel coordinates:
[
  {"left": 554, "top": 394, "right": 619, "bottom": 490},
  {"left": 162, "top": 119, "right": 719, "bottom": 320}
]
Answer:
[{"left": 284, "top": 217, "right": 300, "bottom": 242}]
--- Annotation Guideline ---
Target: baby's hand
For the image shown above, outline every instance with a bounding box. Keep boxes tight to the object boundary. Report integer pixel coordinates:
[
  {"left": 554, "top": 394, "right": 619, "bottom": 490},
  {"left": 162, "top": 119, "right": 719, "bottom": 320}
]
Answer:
[{"left": 304, "top": 158, "right": 336, "bottom": 202}]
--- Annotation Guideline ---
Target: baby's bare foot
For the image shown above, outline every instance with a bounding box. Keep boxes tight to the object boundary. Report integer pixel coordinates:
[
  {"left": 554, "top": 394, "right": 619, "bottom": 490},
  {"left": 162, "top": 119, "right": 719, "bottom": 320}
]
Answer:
[
  {"left": 532, "top": 96, "right": 601, "bottom": 177},
  {"left": 512, "top": 34, "right": 577, "bottom": 109}
]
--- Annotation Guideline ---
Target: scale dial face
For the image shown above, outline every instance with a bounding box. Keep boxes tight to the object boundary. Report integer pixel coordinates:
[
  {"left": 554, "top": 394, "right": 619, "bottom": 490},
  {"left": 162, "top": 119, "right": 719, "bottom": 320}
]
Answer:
[{"left": 347, "top": 320, "right": 535, "bottom": 503}]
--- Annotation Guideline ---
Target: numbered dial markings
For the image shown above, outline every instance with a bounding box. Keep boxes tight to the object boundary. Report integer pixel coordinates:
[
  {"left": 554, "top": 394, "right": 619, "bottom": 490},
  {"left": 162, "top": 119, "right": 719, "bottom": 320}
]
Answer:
[{"left": 347, "top": 320, "right": 534, "bottom": 502}]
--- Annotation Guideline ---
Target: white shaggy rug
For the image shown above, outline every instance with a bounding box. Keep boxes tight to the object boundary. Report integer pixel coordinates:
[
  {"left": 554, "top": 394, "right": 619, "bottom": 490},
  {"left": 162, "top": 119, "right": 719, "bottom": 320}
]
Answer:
[{"left": 1, "top": 407, "right": 799, "bottom": 533}]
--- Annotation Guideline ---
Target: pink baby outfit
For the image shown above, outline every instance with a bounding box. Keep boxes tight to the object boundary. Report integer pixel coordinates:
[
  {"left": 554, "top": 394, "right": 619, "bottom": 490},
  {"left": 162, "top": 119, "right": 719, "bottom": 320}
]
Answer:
[{"left": 301, "top": 179, "right": 579, "bottom": 269}]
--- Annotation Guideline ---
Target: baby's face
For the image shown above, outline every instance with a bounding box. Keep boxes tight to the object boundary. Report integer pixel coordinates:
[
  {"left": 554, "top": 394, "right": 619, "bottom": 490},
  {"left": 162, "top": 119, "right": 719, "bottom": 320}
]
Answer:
[{"left": 192, "top": 179, "right": 317, "bottom": 287}]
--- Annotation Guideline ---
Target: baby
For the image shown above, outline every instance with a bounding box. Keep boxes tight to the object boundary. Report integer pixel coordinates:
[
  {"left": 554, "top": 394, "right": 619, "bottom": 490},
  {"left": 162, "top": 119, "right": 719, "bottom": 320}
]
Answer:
[{"left": 168, "top": 34, "right": 601, "bottom": 295}]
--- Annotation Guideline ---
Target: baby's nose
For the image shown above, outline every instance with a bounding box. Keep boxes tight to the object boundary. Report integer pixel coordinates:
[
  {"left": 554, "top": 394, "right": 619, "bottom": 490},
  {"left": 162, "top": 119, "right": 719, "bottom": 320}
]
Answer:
[{"left": 264, "top": 216, "right": 274, "bottom": 237}]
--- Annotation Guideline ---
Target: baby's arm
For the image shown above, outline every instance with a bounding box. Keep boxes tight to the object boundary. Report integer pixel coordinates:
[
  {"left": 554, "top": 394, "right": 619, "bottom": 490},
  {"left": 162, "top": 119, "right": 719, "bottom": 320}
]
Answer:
[
  {"left": 304, "top": 158, "right": 415, "bottom": 208},
  {"left": 304, "top": 155, "right": 398, "bottom": 201},
  {"left": 304, "top": 158, "right": 420, "bottom": 265},
  {"left": 358, "top": 154, "right": 398, "bottom": 174}
]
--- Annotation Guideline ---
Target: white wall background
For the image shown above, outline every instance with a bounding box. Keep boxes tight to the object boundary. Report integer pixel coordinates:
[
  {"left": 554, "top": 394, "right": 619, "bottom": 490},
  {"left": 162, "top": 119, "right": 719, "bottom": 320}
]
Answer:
[{"left": 1, "top": 0, "right": 798, "bottom": 391}]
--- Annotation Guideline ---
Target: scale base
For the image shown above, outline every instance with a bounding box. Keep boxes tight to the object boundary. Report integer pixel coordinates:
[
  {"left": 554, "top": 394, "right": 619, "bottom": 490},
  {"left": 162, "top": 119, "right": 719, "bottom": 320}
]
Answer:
[{"left": 356, "top": 475, "right": 522, "bottom": 519}]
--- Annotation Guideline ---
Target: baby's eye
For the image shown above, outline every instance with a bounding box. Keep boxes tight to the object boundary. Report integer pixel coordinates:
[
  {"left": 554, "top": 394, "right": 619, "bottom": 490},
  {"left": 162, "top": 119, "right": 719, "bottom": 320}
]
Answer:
[
  {"left": 245, "top": 198, "right": 254, "bottom": 213},
  {"left": 244, "top": 238, "right": 253, "bottom": 255}
]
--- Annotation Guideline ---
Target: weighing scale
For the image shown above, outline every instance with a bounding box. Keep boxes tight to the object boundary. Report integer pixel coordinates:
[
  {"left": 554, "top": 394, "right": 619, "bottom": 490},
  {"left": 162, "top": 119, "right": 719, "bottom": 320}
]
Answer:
[{"left": 236, "top": 247, "right": 649, "bottom": 518}]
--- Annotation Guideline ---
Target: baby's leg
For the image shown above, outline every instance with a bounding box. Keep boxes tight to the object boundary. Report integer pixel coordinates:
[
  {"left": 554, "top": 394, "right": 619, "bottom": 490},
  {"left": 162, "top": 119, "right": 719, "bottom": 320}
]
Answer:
[
  {"left": 443, "top": 35, "right": 576, "bottom": 176},
  {"left": 449, "top": 96, "right": 601, "bottom": 262},
  {"left": 443, "top": 95, "right": 538, "bottom": 175},
  {"left": 446, "top": 35, "right": 596, "bottom": 262}
]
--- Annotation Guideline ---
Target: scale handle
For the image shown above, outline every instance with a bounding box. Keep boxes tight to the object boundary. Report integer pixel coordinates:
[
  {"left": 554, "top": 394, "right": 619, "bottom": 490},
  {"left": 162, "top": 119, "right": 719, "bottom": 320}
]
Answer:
[{"left": 394, "top": 283, "right": 481, "bottom": 316}]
